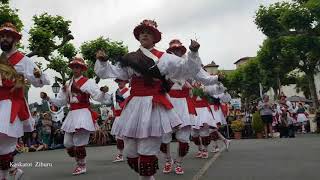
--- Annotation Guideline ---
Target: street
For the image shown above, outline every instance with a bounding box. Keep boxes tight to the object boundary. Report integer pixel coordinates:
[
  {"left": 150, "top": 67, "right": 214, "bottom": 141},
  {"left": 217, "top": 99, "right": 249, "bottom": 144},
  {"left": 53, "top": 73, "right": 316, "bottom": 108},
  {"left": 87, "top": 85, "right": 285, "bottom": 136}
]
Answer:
[{"left": 15, "top": 134, "right": 320, "bottom": 180}]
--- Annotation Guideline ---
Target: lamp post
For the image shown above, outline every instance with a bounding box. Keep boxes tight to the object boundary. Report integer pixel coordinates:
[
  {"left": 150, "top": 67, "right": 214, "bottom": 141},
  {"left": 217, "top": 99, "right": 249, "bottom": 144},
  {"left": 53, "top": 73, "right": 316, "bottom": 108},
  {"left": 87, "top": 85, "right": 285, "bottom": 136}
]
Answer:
[{"left": 51, "top": 81, "right": 60, "bottom": 97}]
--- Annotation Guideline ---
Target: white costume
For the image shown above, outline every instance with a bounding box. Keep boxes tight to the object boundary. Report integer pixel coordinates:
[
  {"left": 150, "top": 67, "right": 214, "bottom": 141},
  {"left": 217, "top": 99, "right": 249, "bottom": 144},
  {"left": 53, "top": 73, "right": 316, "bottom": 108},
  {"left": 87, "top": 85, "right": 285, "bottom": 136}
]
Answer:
[
  {"left": 49, "top": 71, "right": 111, "bottom": 175},
  {"left": 95, "top": 47, "right": 201, "bottom": 139},
  {"left": 0, "top": 51, "right": 50, "bottom": 180},
  {"left": 204, "top": 84, "right": 232, "bottom": 125}
]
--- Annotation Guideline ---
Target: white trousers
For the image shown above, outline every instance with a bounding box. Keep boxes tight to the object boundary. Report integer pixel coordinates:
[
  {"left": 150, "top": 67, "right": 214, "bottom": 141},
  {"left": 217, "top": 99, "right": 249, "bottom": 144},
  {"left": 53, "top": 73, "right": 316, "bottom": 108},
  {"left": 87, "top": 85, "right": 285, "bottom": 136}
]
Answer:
[
  {"left": 0, "top": 133, "right": 17, "bottom": 155},
  {"left": 124, "top": 137, "right": 161, "bottom": 158},
  {"left": 63, "top": 130, "right": 90, "bottom": 148},
  {"left": 191, "top": 127, "right": 210, "bottom": 137},
  {"left": 162, "top": 126, "right": 191, "bottom": 144}
]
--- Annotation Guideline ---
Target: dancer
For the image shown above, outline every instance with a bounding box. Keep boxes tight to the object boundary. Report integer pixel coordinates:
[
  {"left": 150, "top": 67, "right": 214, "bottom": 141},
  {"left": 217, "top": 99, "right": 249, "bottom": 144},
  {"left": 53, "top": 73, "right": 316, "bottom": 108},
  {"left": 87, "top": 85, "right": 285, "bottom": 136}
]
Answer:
[
  {"left": 95, "top": 19, "right": 204, "bottom": 180},
  {"left": 111, "top": 79, "right": 130, "bottom": 162},
  {"left": 41, "top": 57, "right": 111, "bottom": 175},
  {"left": 0, "top": 22, "right": 50, "bottom": 180},
  {"left": 204, "top": 83, "right": 232, "bottom": 152},
  {"left": 191, "top": 82, "right": 216, "bottom": 159},
  {"left": 161, "top": 39, "right": 222, "bottom": 174}
]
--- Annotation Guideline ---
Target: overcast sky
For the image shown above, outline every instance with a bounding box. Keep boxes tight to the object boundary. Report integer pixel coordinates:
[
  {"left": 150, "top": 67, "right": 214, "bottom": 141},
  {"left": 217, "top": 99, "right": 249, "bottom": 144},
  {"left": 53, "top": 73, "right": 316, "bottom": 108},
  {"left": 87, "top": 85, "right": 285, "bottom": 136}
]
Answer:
[{"left": 8, "top": 0, "right": 285, "bottom": 103}]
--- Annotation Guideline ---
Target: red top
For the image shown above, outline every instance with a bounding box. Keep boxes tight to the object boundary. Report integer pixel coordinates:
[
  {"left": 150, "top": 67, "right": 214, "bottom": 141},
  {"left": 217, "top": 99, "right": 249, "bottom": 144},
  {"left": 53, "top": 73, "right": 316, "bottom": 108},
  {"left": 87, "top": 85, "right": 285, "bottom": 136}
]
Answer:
[{"left": 68, "top": 77, "right": 99, "bottom": 122}]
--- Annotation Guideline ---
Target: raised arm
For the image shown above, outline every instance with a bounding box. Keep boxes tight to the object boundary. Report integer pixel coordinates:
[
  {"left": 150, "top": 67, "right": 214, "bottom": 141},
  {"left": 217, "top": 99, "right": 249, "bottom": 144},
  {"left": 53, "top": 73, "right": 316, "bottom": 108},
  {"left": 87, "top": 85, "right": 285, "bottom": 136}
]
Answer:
[
  {"left": 43, "top": 90, "right": 68, "bottom": 107},
  {"left": 81, "top": 79, "right": 112, "bottom": 104},
  {"left": 94, "top": 50, "right": 129, "bottom": 80},
  {"left": 15, "top": 56, "right": 50, "bottom": 87},
  {"left": 194, "top": 69, "right": 219, "bottom": 85}
]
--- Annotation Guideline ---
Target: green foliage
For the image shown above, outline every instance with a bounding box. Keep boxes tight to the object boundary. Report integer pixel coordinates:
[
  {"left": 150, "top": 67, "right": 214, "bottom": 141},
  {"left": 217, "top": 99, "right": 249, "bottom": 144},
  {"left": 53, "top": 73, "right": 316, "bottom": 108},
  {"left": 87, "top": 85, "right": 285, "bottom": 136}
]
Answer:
[
  {"left": 28, "top": 13, "right": 73, "bottom": 58},
  {"left": 0, "top": 0, "right": 9, "bottom": 4},
  {"left": 224, "top": 58, "right": 262, "bottom": 103},
  {"left": 252, "top": 111, "right": 264, "bottom": 133},
  {"left": 47, "top": 55, "right": 71, "bottom": 84},
  {"left": 28, "top": 27, "right": 55, "bottom": 58},
  {"left": 255, "top": 0, "right": 320, "bottom": 108},
  {"left": 58, "top": 43, "right": 77, "bottom": 59},
  {"left": 80, "top": 37, "right": 128, "bottom": 64},
  {"left": 0, "top": 4, "right": 23, "bottom": 31},
  {"left": 295, "top": 75, "right": 311, "bottom": 99}
]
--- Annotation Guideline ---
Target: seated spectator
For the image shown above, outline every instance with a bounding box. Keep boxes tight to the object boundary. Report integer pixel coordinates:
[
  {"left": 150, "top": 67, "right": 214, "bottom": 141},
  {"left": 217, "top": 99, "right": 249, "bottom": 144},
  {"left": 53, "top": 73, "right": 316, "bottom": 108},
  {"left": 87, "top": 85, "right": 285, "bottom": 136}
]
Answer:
[
  {"left": 29, "top": 131, "right": 45, "bottom": 152},
  {"left": 41, "top": 112, "right": 53, "bottom": 149},
  {"left": 16, "top": 138, "right": 29, "bottom": 153},
  {"left": 50, "top": 129, "right": 64, "bottom": 150}
]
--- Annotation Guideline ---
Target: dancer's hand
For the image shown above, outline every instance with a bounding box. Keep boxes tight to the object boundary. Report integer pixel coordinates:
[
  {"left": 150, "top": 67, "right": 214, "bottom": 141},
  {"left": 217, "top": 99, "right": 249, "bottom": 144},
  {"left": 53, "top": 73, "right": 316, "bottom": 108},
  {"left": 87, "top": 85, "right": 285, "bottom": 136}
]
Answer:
[
  {"left": 189, "top": 39, "right": 200, "bottom": 52},
  {"left": 33, "top": 68, "right": 42, "bottom": 78},
  {"left": 100, "top": 86, "right": 109, "bottom": 93},
  {"left": 40, "top": 92, "right": 49, "bottom": 101},
  {"left": 96, "top": 50, "right": 109, "bottom": 62},
  {"left": 217, "top": 72, "right": 224, "bottom": 81}
]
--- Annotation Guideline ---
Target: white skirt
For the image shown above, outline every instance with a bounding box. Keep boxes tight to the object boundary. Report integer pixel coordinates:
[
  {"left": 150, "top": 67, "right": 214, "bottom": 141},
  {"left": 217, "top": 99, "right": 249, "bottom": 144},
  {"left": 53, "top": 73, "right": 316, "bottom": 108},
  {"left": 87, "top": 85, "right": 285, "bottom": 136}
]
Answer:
[
  {"left": 169, "top": 97, "right": 192, "bottom": 127},
  {"left": 111, "top": 116, "right": 123, "bottom": 136},
  {"left": 0, "top": 100, "right": 34, "bottom": 138},
  {"left": 61, "top": 108, "right": 96, "bottom": 133},
  {"left": 210, "top": 105, "right": 227, "bottom": 125},
  {"left": 117, "top": 96, "right": 182, "bottom": 139},
  {"left": 297, "top": 113, "right": 308, "bottom": 123},
  {"left": 193, "top": 107, "right": 217, "bottom": 130}
]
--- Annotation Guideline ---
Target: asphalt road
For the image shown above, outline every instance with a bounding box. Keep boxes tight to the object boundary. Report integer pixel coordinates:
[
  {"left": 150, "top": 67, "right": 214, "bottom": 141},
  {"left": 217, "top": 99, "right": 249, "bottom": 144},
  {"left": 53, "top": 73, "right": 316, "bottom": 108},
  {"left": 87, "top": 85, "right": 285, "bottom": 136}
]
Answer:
[{"left": 14, "top": 134, "right": 320, "bottom": 180}]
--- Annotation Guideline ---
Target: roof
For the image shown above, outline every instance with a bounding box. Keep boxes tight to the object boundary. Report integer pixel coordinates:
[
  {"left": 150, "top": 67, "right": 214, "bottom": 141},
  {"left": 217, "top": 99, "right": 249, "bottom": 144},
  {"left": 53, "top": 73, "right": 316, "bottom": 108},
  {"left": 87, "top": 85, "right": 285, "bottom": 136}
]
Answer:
[
  {"left": 204, "top": 61, "right": 219, "bottom": 68},
  {"left": 234, "top": 57, "right": 253, "bottom": 65}
]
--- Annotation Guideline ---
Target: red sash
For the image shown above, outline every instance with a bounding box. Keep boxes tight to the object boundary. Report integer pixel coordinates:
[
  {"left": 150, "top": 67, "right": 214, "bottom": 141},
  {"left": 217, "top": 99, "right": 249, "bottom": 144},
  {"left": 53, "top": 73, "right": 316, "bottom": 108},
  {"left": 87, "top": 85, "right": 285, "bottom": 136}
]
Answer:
[
  {"left": 122, "top": 76, "right": 173, "bottom": 110},
  {"left": 221, "top": 104, "right": 229, "bottom": 117},
  {"left": 0, "top": 52, "right": 30, "bottom": 123},
  {"left": 193, "top": 97, "right": 211, "bottom": 111},
  {"left": 69, "top": 77, "right": 99, "bottom": 123},
  {"left": 169, "top": 88, "right": 196, "bottom": 115},
  {"left": 112, "top": 87, "right": 129, "bottom": 117},
  {"left": 150, "top": 49, "right": 164, "bottom": 59},
  {"left": 0, "top": 82, "right": 29, "bottom": 123},
  {"left": 8, "top": 51, "right": 25, "bottom": 66}
]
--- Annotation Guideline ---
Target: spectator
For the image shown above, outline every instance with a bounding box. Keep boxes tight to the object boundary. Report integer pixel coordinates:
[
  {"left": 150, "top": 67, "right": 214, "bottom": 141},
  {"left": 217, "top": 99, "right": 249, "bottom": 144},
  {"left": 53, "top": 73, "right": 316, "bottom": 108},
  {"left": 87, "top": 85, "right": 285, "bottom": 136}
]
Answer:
[
  {"left": 258, "top": 95, "right": 274, "bottom": 138},
  {"left": 29, "top": 131, "right": 45, "bottom": 152},
  {"left": 16, "top": 138, "right": 29, "bottom": 153},
  {"left": 50, "top": 129, "right": 64, "bottom": 149},
  {"left": 40, "top": 113, "right": 53, "bottom": 149},
  {"left": 296, "top": 102, "right": 308, "bottom": 134}
]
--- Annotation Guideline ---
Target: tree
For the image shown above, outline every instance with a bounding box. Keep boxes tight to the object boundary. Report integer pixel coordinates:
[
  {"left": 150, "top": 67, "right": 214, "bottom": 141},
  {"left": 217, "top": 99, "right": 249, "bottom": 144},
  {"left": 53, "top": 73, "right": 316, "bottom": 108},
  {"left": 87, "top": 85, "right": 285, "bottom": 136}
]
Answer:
[
  {"left": 0, "top": 3, "right": 23, "bottom": 32},
  {"left": 27, "top": 13, "right": 74, "bottom": 59},
  {"left": 224, "top": 58, "right": 263, "bottom": 108},
  {"left": 295, "top": 75, "right": 311, "bottom": 99},
  {"left": 256, "top": 38, "right": 297, "bottom": 98},
  {"left": 255, "top": 0, "right": 320, "bottom": 109}
]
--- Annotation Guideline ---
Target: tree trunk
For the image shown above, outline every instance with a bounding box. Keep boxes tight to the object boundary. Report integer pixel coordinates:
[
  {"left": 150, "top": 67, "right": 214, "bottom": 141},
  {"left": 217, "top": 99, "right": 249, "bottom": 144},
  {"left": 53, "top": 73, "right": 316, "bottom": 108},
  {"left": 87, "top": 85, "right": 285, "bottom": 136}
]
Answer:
[
  {"left": 277, "top": 76, "right": 282, "bottom": 96},
  {"left": 306, "top": 73, "right": 319, "bottom": 109}
]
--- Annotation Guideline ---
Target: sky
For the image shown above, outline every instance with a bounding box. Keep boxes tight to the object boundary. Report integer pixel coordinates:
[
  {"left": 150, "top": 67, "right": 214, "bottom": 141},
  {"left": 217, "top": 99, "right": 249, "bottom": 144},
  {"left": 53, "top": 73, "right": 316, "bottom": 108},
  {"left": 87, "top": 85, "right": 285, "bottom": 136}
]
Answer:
[{"left": 7, "top": 0, "right": 286, "bottom": 103}]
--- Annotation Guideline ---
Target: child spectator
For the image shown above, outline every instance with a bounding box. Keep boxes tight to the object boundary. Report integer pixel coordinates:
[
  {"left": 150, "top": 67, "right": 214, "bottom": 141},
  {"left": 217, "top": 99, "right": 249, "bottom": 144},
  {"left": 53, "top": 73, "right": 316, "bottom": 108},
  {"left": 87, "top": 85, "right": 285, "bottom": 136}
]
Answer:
[{"left": 29, "top": 131, "right": 45, "bottom": 152}]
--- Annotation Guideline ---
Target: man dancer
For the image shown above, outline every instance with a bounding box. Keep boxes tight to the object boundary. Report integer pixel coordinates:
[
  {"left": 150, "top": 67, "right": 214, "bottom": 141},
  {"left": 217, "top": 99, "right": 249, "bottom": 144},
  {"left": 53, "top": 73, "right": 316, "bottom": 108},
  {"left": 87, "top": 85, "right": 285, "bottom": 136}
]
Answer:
[
  {"left": 191, "top": 82, "right": 217, "bottom": 159},
  {"left": 0, "top": 22, "right": 50, "bottom": 180},
  {"left": 111, "top": 79, "right": 130, "bottom": 162},
  {"left": 41, "top": 57, "right": 111, "bottom": 175},
  {"left": 204, "top": 83, "right": 232, "bottom": 152},
  {"left": 161, "top": 39, "right": 222, "bottom": 174},
  {"left": 95, "top": 19, "right": 204, "bottom": 180}
]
